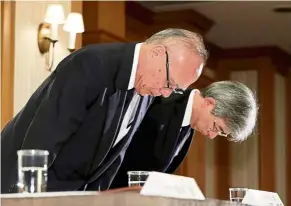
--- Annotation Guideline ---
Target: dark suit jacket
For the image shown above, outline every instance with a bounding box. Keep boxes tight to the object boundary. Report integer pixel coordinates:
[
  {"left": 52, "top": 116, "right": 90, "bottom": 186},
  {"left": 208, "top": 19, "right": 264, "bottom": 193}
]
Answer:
[
  {"left": 1, "top": 42, "right": 152, "bottom": 193},
  {"left": 110, "top": 90, "right": 195, "bottom": 189}
]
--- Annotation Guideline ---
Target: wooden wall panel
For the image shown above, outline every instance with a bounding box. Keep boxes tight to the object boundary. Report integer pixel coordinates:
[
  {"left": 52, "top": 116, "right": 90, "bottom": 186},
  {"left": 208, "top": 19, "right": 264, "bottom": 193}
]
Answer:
[
  {"left": 274, "top": 73, "right": 287, "bottom": 203},
  {"left": 257, "top": 60, "right": 276, "bottom": 192},
  {"left": 286, "top": 69, "right": 291, "bottom": 206},
  {"left": 82, "top": 1, "right": 126, "bottom": 45},
  {"left": 1, "top": 1, "right": 15, "bottom": 129},
  {"left": 184, "top": 132, "right": 207, "bottom": 194}
]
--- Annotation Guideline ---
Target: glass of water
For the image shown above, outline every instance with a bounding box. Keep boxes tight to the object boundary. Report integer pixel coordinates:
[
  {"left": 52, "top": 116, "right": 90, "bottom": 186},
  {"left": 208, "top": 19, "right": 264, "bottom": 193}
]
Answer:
[
  {"left": 17, "top": 149, "right": 49, "bottom": 193},
  {"left": 127, "top": 171, "right": 150, "bottom": 187},
  {"left": 229, "top": 188, "right": 248, "bottom": 202}
]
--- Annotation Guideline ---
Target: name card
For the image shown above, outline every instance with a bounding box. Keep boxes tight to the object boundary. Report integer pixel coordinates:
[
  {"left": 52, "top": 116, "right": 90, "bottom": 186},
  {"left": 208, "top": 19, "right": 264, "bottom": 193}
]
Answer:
[
  {"left": 140, "top": 172, "right": 205, "bottom": 200},
  {"left": 242, "top": 189, "right": 284, "bottom": 206}
]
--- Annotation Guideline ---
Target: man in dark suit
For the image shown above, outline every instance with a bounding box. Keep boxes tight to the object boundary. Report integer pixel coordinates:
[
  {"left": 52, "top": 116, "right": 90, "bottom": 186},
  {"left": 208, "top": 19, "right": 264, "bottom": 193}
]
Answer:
[
  {"left": 1, "top": 28, "right": 208, "bottom": 193},
  {"left": 111, "top": 81, "right": 259, "bottom": 189}
]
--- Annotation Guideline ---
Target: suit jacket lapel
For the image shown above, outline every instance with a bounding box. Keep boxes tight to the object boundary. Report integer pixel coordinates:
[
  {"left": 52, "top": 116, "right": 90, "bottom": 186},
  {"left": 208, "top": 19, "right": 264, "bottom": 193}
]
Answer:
[
  {"left": 132, "top": 95, "right": 154, "bottom": 130},
  {"left": 86, "top": 94, "right": 153, "bottom": 184},
  {"left": 173, "top": 126, "right": 192, "bottom": 157},
  {"left": 112, "top": 95, "right": 154, "bottom": 149},
  {"left": 90, "top": 89, "right": 134, "bottom": 170},
  {"left": 161, "top": 126, "right": 191, "bottom": 171}
]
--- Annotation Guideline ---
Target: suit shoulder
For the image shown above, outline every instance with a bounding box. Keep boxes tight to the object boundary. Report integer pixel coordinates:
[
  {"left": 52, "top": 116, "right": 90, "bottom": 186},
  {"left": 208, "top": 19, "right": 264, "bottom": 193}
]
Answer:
[
  {"left": 57, "top": 43, "right": 126, "bottom": 77},
  {"left": 75, "top": 43, "right": 127, "bottom": 57}
]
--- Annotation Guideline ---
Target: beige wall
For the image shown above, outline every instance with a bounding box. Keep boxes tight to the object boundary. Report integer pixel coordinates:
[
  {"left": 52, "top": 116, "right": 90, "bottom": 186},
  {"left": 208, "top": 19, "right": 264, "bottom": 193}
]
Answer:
[{"left": 13, "top": 1, "right": 71, "bottom": 115}]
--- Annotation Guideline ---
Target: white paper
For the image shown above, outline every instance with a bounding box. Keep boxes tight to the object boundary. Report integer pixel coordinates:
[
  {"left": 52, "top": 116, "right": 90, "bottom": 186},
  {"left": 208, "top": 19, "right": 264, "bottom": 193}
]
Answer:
[
  {"left": 140, "top": 172, "right": 205, "bottom": 200},
  {"left": 242, "top": 189, "right": 284, "bottom": 206}
]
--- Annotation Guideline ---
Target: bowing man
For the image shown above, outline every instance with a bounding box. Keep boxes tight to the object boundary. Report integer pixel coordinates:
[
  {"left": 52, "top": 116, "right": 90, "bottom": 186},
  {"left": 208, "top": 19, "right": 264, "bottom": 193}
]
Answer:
[
  {"left": 1, "top": 28, "right": 208, "bottom": 193},
  {"left": 111, "top": 81, "right": 259, "bottom": 189}
]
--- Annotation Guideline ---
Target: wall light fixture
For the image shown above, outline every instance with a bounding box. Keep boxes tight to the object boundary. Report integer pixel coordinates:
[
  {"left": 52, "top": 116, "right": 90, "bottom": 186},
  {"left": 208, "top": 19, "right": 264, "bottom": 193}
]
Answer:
[{"left": 63, "top": 12, "right": 85, "bottom": 53}]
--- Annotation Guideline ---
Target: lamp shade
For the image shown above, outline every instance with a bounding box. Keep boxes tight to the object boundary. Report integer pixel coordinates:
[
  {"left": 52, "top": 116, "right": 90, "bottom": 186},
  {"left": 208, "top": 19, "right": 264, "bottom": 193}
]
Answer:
[
  {"left": 44, "top": 4, "right": 65, "bottom": 24},
  {"left": 63, "top": 13, "right": 84, "bottom": 33}
]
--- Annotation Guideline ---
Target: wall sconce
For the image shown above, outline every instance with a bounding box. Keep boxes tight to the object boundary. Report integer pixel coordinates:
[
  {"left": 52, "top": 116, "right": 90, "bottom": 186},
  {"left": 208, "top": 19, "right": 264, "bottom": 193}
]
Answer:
[
  {"left": 63, "top": 13, "right": 84, "bottom": 53},
  {"left": 37, "top": 4, "right": 65, "bottom": 71}
]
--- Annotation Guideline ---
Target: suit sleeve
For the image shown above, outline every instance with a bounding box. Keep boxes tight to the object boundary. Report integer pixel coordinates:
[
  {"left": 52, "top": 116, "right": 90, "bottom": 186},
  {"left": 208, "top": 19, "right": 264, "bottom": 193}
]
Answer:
[{"left": 21, "top": 51, "right": 104, "bottom": 166}]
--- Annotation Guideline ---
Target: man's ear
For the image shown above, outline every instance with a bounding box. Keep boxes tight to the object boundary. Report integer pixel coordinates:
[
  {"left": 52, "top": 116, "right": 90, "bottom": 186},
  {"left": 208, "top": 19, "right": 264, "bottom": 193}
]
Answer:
[
  {"left": 151, "top": 45, "right": 166, "bottom": 57},
  {"left": 203, "top": 97, "right": 216, "bottom": 108},
  {"left": 196, "top": 63, "right": 204, "bottom": 77}
]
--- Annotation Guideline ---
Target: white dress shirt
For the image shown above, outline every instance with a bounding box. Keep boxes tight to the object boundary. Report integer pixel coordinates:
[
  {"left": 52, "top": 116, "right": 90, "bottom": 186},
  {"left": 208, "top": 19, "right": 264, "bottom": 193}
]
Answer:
[{"left": 181, "top": 89, "right": 198, "bottom": 126}]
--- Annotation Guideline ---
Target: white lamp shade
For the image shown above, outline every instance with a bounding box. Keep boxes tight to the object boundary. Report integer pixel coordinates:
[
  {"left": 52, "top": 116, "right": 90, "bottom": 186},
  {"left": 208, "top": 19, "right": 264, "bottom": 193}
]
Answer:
[
  {"left": 63, "top": 13, "right": 85, "bottom": 33},
  {"left": 44, "top": 4, "right": 65, "bottom": 24}
]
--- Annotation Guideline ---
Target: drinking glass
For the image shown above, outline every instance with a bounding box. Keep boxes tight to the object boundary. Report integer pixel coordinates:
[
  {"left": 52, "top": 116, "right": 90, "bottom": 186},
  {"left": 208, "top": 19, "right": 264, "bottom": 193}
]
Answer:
[
  {"left": 127, "top": 171, "right": 150, "bottom": 187},
  {"left": 17, "top": 149, "right": 49, "bottom": 193},
  {"left": 229, "top": 188, "right": 248, "bottom": 202}
]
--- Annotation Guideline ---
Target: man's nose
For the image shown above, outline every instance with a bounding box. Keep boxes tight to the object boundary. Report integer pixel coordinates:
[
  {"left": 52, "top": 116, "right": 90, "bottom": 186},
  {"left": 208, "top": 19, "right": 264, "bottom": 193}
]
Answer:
[
  {"left": 208, "top": 131, "right": 218, "bottom": 139},
  {"left": 160, "top": 89, "right": 172, "bottom": 98}
]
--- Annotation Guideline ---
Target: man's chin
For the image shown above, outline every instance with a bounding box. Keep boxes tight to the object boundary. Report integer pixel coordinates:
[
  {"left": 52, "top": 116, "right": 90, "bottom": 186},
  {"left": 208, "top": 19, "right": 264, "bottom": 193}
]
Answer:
[
  {"left": 193, "top": 127, "right": 207, "bottom": 136},
  {"left": 144, "top": 89, "right": 162, "bottom": 97},
  {"left": 135, "top": 88, "right": 148, "bottom": 96},
  {"left": 191, "top": 124, "right": 198, "bottom": 130},
  {"left": 138, "top": 91, "right": 159, "bottom": 96}
]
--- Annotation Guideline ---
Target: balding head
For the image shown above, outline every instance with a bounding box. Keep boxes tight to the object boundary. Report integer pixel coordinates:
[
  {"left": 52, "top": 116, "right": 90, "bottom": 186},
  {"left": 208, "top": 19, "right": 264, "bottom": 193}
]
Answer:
[{"left": 145, "top": 28, "right": 208, "bottom": 63}]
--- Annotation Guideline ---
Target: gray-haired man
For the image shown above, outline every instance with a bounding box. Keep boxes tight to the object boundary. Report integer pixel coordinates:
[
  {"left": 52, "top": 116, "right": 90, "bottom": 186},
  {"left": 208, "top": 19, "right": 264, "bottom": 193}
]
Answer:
[{"left": 111, "top": 81, "right": 259, "bottom": 189}]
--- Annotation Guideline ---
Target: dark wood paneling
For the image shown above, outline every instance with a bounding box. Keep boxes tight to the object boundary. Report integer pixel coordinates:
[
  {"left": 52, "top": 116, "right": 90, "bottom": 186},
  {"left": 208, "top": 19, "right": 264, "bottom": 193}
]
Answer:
[
  {"left": 1, "top": 1, "right": 15, "bottom": 129},
  {"left": 285, "top": 70, "right": 291, "bottom": 206},
  {"left": 218, "top": 46, "right": 291, "bottom": 76},
  {"left": 126, "top": 1, "right": 154, "bottom": 24},
  {"left": 258, "top": 63, "right": 276, "bottom": 192}
]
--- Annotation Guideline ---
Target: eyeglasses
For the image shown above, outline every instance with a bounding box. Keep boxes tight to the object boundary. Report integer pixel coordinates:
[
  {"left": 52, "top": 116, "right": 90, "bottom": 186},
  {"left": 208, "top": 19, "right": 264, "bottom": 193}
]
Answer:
[
  {"left": 212, "top": 118, "right": 228, "bottom": 137},
  {"left": 165, "top": 51, "right": 184, "bottom": 95}
]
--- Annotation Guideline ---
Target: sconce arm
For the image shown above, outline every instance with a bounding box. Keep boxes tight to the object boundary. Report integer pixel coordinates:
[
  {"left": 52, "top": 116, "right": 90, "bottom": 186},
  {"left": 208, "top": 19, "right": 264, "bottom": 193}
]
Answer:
[{"left": 45, "top": 39, "right": 58, "bottom": 72}]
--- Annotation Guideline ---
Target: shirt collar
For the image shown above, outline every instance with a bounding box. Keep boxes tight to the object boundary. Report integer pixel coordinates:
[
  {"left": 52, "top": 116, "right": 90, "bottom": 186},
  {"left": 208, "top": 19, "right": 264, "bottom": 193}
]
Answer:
[
  {"left": 128, "top": 43, "right": 142, "bottom": 90},
  {"left": 182, "top": 89, "right": 199, "bottom": 127}
]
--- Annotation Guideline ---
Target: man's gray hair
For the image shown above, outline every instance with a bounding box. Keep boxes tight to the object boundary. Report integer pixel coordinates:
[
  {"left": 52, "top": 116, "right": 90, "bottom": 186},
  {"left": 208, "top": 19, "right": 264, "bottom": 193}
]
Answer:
[
  {"left": 201, "top": 81, "right": 258, "bottom": 142},
  {"left": 145, "top": 28, "right": 208, "bottom": 62}
]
